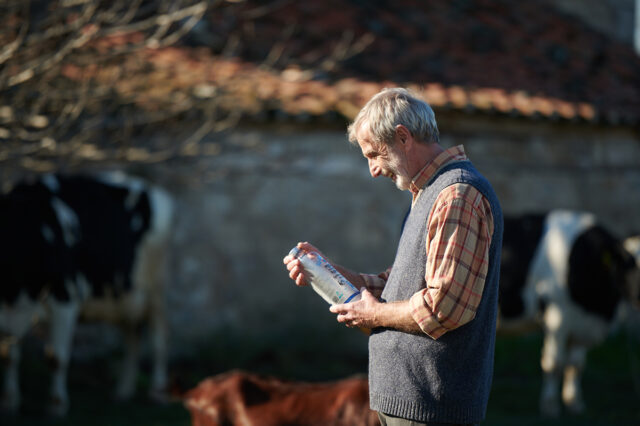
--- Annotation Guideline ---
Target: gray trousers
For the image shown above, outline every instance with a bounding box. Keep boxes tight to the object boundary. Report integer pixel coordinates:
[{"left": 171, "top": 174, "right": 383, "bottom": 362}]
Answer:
[{"left": 377, "top": 412, "right": 478, "bottom": 426}]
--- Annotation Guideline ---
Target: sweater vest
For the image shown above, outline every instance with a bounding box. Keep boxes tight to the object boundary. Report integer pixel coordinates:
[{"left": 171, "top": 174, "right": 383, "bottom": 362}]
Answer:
[{"left": 368, "top": 160, "right": 503, "bottom": 424}]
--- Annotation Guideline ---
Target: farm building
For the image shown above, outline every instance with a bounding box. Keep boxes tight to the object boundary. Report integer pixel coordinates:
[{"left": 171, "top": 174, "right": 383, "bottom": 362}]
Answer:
[{"left": 123, "top": 0, "right": 640, "bottom": 348}]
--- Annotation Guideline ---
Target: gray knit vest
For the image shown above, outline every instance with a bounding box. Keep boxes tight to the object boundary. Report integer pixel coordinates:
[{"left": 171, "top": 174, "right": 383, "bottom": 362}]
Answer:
[{"left": 369, "top": 160, "right": 503, "bottom": 424}]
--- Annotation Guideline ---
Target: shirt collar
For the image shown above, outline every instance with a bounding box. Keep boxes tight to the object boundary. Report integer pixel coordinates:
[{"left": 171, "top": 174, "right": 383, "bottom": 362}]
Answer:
[{"left": 409, "top": 145, "right": 468, "bottom": 200}]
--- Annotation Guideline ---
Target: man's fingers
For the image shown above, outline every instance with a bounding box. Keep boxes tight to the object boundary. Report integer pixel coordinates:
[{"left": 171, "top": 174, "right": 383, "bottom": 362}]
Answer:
[
  {"left": 332, "top": 308, "right": 351, "bottom": 322},
  {"left": 295, "top": 274, "right": 307, "bottom": 287},
  {"left": 329, "top": 304, "right": 346, "bottom": 314},
  {"left": 285, "top": 258, "right": 299, "bottom": 271},
  {"left": 288, "top": 265, "right": 297, "bottom": 280},
  {"left": 337, "top": 313, "right": 356, "bottom": 327}
]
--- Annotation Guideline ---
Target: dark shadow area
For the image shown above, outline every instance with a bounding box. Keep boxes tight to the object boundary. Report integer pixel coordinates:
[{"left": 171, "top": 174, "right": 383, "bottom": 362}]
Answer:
[{"left": 2, "top": 330, "right": 639, "bottom": 426}]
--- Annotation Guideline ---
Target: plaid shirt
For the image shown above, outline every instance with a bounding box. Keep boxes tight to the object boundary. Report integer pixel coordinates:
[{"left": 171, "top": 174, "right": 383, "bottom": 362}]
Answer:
[{"left": 361, "top": 145, "right": 494, "bottom": 339}]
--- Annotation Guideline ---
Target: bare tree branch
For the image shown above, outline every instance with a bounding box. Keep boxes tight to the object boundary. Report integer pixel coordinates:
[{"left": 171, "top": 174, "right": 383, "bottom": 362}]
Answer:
[
  {"left": 0, "top": 0, "right": 376, "bottom": 179},
  {"left": 0, "top": 2, "right": 30, "bottom": 66},
  {"left": 0, "top": 0, "right": 217, "bottom": 171}
]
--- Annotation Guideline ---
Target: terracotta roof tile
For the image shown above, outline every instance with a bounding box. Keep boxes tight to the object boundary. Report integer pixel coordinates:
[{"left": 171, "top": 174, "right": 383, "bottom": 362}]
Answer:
[
  {"left": 422, "top": 84, "right": 449, "bottom": 108},
  {"left": 198, "top": 0, "right": 640, "bottom": 124},
  {"left": 70, "top": 0, "right": 640, "bottom": 125}
]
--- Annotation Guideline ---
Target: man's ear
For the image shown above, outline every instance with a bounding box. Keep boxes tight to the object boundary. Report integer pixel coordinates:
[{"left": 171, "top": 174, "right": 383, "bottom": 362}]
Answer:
[{"left": 395, "top": 125, "right": 410, "bottom": 144}]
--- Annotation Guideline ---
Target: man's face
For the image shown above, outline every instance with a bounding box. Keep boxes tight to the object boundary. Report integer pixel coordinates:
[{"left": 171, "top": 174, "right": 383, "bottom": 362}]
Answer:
[{"left": 356, "top": 124, "right": 411, "bottom": 191}]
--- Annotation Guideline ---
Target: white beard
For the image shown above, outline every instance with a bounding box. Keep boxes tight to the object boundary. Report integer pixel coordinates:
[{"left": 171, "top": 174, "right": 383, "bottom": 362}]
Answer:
[
  {"left": 384, "top": 145, "right": 411, "bottom": 191},
  {"left": 387, "top": 172, "right": 409, "bottom": 191}
]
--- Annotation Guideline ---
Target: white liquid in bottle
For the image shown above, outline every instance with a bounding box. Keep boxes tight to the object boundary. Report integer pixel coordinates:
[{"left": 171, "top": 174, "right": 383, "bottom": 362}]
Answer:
[{"left": 288, "top": 246, "right": 361, "bottom": 305}]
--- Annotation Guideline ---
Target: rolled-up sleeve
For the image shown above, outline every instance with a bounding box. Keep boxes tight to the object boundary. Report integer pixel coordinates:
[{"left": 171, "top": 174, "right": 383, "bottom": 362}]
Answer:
[
  {"left": 409, "top": 183, "right": 494, "bottom": 340},
  {"left": 359, "top": 267, "right": 391, "bottom": 298}
]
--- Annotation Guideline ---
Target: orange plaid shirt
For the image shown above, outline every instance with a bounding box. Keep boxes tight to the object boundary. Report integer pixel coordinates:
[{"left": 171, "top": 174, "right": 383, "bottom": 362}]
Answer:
[{"left": 361, "top": 145, "right": 494, "bottom": 339}]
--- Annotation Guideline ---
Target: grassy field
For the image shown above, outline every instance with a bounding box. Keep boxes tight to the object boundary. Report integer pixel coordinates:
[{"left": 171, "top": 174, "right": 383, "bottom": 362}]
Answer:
[
  {"left": 487, "top": 332, "right": 640, "bottom": 426},
  {"left": 2, "top": 330, "right": 640, "bottom": 426}
]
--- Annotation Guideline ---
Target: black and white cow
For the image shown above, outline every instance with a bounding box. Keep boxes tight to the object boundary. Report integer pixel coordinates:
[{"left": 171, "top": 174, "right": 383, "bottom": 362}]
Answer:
[
  {"left": 499, "top": 210, "right": 640, "bottom": 417},
  {"left": 0, "top": 172, "right": 174, "bottom": 415}
]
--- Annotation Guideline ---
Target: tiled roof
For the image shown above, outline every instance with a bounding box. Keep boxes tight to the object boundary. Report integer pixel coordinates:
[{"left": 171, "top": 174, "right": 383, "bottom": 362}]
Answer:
[
  {"left": 108, "top": 49, "right": 598, "bottom": 123},
  {"left": 75, "top": 0, "right": 640, "bottom": 125},
  {"left": 196, "top": 0, "right": 640, "bottom": 124}
]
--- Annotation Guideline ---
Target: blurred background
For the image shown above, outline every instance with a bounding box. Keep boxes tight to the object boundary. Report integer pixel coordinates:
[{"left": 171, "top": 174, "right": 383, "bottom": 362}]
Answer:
[{"left": 1, "top": 0, "right": 640, "bottom": 425}]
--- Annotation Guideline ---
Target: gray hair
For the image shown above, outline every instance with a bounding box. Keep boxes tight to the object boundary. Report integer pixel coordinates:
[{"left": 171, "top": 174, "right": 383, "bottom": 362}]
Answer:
[{"left": 347, "top": 87, "right": 440, "bottom": 146}]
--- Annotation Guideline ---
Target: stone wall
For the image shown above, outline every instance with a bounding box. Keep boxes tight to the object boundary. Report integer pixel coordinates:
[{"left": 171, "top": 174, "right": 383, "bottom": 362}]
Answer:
[
  {"left": 132, "top": 115, "right": 640, "bottom": 357},
  {"left": 437, "top": 113, "right": 640, "bottom": 236},
  {"left": 63, "top": 115, "right": 640, "bottom": 359},
  {"left": 154, "top": 124, "right": 408, "bottom": 357}
]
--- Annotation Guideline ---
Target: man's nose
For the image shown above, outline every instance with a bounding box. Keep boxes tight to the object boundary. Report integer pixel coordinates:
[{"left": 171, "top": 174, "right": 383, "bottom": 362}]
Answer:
[{"left": 368, "top": 159, "right": 381, "bottom": 178}]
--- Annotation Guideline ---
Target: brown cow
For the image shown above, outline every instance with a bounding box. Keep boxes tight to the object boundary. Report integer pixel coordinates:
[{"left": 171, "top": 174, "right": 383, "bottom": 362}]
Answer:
[{"left": 184, "top": 370, "right": 379, "bottom": 426}]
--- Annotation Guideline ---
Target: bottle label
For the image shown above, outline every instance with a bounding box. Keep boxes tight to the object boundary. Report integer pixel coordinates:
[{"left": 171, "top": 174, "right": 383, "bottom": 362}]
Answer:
[
  {"left": 289, "top": 246, "right": 360, "bottom": 304},
  {"left": 310, "top": 253, "right": 359, "bottom": 299},
  {"left": 289, "top": 247, "right": 360, "bottom": 304},
  {"left": 313, "top": 255, "right": 358, "bottom": 291}
]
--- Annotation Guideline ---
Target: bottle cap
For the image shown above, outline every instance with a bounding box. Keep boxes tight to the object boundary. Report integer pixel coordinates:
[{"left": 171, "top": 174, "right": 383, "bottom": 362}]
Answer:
[{"left": 288, "top": 246, "right": 302, "bottom": 258}]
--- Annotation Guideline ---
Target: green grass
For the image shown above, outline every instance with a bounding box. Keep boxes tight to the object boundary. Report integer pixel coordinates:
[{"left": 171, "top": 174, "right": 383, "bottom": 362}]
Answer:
[
  {"left": 2, "top": 330, "right": 640, "bottom": 425},
  {"left": 487, "top": 331, "right": 640, "bottom": 426}
]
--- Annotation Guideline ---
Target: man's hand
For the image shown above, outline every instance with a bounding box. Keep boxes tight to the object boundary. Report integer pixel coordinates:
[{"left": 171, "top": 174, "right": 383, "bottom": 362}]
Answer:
[
  {"left": 329, "top": 289, "right": 381, "bottom": 329},
  {"left": 331, "top": 289, "right": 424, "bottom": 335},
  {"left": 282, "top": 241, "right": 325, "bottom": 287}
]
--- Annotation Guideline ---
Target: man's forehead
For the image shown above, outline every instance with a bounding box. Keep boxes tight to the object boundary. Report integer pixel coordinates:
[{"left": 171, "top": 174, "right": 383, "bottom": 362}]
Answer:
[
  {"left": 355, "top": 123, "right": 375, "bottom": 147},
  {"left": 356, "top": 124, "right": 385, "bottom": 153},
  {"left": 355, "top": 121, "right": 371, "bottom": 139},
  {"left": 356, "top": 134, "right": 375, "bottom": 154}
]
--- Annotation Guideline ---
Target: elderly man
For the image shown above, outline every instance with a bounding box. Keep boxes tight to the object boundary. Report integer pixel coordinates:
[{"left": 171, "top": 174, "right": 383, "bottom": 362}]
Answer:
[{"left": 284, "top": 87, "right": 503, "bottom": 426}]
